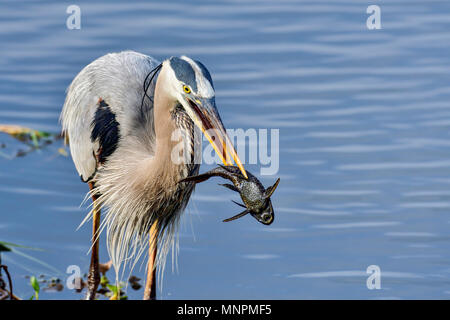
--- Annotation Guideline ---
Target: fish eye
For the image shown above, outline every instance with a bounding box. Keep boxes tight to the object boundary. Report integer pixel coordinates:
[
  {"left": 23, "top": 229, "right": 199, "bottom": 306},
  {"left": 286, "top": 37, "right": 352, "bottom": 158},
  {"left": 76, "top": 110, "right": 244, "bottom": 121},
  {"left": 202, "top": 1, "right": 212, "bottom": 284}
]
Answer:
[{"left": 183, "top": 85, "right": 191, "bottom": 94}]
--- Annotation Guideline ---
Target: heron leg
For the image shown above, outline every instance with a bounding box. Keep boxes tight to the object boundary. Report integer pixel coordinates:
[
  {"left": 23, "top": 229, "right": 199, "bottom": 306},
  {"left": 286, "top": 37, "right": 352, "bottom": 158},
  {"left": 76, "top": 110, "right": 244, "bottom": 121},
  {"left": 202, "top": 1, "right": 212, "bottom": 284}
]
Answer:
[
  {"left": 143, "top": 221, "right": 158, "bottom": 300},
  {"left": 86, "top": 182, "right": 101, "bottom": 300}
]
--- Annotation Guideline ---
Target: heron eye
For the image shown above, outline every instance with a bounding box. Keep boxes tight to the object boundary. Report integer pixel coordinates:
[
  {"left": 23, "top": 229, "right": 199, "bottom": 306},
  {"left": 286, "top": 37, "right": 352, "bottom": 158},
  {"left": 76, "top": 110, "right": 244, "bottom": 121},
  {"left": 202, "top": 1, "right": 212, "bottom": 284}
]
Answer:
[{"left": 183, "top": 85, "right": 191, "bottom": 94}]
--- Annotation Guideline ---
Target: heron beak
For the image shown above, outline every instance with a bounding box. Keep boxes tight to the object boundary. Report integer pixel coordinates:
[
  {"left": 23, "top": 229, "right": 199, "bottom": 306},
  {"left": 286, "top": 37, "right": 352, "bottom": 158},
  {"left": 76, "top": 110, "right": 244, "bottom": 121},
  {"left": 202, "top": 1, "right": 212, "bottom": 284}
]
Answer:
[{"left": 186, "top": 97, "right": 248, "bottom": 179}]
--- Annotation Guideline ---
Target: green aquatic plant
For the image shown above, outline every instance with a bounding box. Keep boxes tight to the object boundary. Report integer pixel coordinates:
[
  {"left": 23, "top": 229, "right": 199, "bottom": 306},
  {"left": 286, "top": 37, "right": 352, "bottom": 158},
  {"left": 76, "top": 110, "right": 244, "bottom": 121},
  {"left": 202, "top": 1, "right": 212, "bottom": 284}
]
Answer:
[
  {"left": 0, "top": 125, "right": 54, "bottom": 147},
  {"left": 100, "top": 273, "right": 127, "bottom": 300},
  {"left": 0, "top": 241, "right": 39, "bottom": 251},
  {"left": 29, "top": 276, "right": 40, "bottom": 300},
  {"left": 0, "top": 242, "right": 12, "bottom": 253},
  {"left": 0, "top": 124, "right": 65, "bottom": 158},
  {"left": 0, "top": 241, "right": 58, "bottom": 274},
  {"left": 0, "top": 240, "right": 61, "bottom": 300}
]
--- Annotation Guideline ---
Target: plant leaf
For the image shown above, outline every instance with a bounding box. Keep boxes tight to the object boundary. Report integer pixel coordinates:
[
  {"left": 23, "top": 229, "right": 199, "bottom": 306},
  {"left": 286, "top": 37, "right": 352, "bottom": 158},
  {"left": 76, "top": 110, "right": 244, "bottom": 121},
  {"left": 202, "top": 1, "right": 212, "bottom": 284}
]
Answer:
[
  {"left": 0, "top": 241, "right": 42, "bottom": 251},
  {"left": 106, "top": 284, "right": 117, "bottom": 294},
  {"left": 0, "top": 243, "right": 11, "bottom": 252},
  {"left": 30, "top": 276, "right": 40, "bottom": 292}
]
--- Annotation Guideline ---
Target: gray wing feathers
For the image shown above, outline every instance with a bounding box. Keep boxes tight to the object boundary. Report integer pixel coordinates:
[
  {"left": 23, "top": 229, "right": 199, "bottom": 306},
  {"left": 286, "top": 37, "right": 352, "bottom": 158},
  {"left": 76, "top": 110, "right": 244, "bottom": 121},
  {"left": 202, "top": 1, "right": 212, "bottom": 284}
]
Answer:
[{"left": 60, "top": 51, "right": 160, "bottom": 181}]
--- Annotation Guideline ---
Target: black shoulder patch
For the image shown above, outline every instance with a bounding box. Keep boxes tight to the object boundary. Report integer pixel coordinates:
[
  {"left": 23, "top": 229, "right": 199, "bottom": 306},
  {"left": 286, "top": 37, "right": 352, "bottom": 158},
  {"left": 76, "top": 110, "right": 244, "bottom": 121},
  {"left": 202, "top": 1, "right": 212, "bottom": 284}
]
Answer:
[{"left": 91, "top": 99, "right": 120, "bottom": 164}]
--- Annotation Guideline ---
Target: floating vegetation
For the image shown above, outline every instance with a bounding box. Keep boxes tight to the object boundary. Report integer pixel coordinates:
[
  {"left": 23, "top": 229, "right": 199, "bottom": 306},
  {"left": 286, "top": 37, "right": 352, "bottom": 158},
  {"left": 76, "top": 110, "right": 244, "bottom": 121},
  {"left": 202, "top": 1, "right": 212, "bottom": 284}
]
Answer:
[
  {"left": 26, "top": 274, "right": 64, "bottom": 297},
  {"left": 128, "top": 275, "right": 142, "bottom": 291},
  {"left": 44, "top": 278, "right": 64, "bottom": 293},
  {"left": 69, "top": 265, "right": 143, "bottom": 300},
  {"left": 0, "top": 124, "right": 65, "bottom": 159},
  {"left": 0, "top": 240, "right": 60, "bottom": 300},
  {"left": 23, "top": 262, "right": 141, "bottom": 300},
  {"left": 1, "top": 232, "right": 140, "bottom": 300},
  {"left": 0, "top": 241, "right": 37, "bottom": 300}
]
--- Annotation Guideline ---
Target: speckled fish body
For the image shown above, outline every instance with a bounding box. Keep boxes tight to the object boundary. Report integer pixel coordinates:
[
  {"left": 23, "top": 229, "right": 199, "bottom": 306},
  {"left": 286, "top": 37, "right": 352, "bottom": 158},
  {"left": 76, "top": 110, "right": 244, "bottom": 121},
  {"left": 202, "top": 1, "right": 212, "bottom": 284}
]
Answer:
[{"left": 180, "top": 165, "right": 280, "bottom": 225}]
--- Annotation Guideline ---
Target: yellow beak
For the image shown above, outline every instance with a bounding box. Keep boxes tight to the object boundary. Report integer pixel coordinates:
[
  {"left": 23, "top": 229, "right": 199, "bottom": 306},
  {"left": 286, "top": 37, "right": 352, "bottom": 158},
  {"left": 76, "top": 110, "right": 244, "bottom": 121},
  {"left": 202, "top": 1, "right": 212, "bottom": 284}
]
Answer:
[{"left": 188, "top": 97, "right": 248, "bottom": 179}]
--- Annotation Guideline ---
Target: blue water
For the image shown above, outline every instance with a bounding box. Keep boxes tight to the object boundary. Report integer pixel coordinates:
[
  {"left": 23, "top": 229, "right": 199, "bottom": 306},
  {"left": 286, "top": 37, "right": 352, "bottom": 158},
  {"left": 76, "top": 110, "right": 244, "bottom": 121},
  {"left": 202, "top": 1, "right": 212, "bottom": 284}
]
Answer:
[{"left": 1, "top": 0, "right": 450, "bottom": 299}]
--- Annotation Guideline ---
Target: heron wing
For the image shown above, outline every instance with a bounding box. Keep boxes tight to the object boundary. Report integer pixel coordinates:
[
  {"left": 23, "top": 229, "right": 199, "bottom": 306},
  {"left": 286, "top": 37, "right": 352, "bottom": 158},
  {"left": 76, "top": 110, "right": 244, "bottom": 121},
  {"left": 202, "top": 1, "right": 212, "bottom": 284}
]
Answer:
[{"left": 60, "top": 51, "right": 160, "bottom": 182}]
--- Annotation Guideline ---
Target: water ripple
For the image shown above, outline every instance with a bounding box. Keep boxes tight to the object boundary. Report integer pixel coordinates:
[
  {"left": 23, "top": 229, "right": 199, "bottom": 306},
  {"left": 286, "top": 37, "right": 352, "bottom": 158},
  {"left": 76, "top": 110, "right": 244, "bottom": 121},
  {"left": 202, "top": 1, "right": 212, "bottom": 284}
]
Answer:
[
  {"left": 313, "top": 221, "right": 400, "bottom": 229},
  {"left": 288, "top": 270, "right": 423, "bottom": 279},
  {"left": 338, "top": 160, "right": 450, "bottom": 171}
]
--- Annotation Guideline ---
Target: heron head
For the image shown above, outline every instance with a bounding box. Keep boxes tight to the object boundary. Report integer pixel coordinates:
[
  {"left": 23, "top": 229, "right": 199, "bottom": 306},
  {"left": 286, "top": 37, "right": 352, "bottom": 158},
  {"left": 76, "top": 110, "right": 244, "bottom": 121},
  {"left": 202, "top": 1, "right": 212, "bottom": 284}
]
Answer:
[{"left": 159, "top": 56, "right": 247, "bottom": 178}]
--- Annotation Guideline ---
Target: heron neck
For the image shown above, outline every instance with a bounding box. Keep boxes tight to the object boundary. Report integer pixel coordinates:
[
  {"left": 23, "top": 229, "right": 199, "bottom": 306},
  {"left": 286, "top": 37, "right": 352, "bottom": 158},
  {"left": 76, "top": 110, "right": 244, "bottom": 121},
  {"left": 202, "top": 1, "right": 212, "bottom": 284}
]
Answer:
[{"left": 152, "top": 83, "right": 181, "bottom": 181}]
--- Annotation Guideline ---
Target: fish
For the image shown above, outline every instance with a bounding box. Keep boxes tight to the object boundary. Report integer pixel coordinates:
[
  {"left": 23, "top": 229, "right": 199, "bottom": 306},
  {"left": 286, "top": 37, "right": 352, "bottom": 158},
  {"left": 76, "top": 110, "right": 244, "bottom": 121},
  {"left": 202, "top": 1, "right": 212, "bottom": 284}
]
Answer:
[{"left": 180, "top": 165, "right": 280, "bottom": 225}]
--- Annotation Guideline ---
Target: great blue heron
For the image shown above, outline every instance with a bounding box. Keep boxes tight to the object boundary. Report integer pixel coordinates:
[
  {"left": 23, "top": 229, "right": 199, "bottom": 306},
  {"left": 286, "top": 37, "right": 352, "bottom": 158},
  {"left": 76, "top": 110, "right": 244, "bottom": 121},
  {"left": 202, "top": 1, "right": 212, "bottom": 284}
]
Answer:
[{"left": 61, "top": 51, "right": 247, "bottom": 300}]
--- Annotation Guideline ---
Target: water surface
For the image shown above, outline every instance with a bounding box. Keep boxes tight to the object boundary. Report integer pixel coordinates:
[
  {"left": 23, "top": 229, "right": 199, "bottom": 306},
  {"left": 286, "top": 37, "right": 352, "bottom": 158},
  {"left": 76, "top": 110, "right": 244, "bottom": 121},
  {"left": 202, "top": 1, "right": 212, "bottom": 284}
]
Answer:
[{"left": 1, "top": 0, "right": 450, "bottom": 299}]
